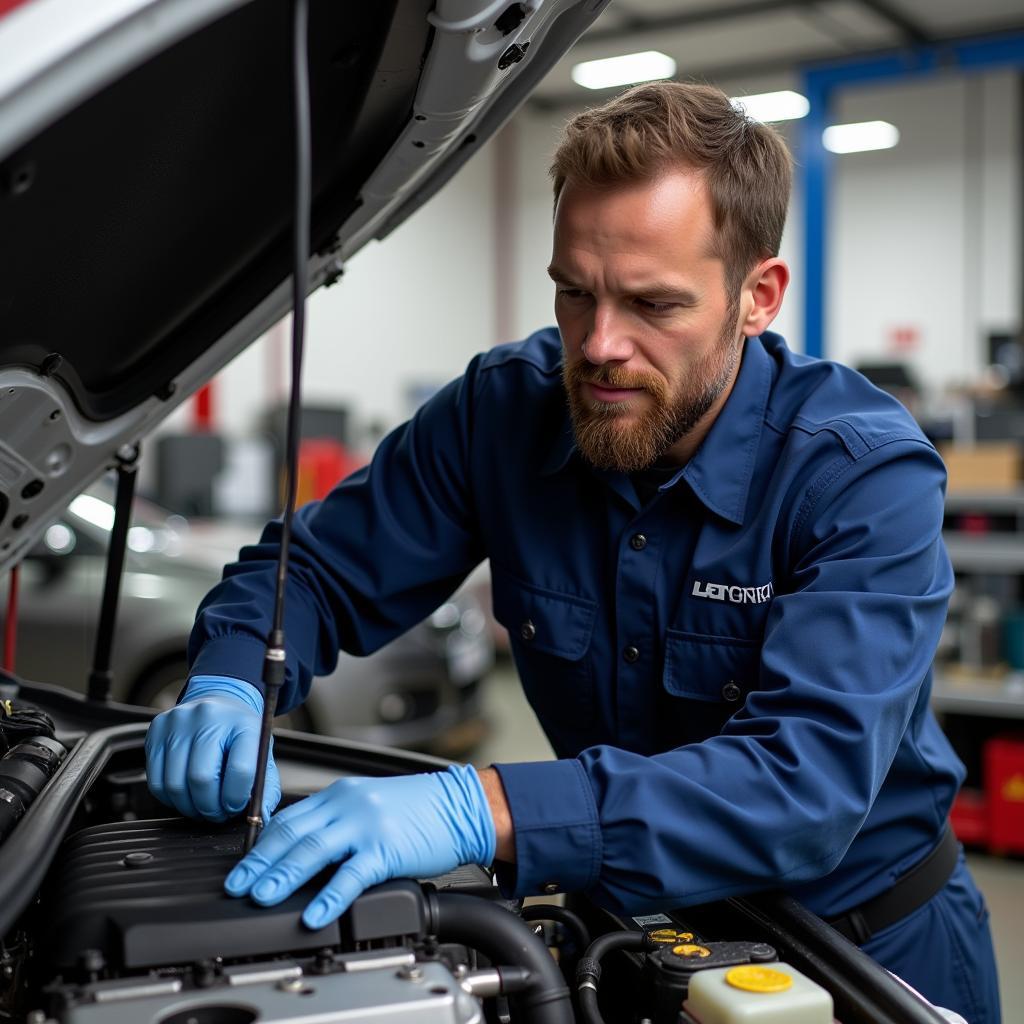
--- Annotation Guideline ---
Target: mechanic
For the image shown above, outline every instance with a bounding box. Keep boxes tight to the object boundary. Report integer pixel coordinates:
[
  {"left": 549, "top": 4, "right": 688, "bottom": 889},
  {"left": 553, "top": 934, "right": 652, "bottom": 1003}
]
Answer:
[{"left": 145, "top": 82, "right": 999, "bottom": 1023}]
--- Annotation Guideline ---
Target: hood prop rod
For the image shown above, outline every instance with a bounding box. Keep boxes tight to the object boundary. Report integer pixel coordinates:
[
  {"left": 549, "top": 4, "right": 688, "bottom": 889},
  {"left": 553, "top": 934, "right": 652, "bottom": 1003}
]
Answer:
[
  {"left": 86, "top": 444, "right": 139, "bottom": 703},
  {"left": 245, "top": 0, "right": 311, "bottom": 852}
]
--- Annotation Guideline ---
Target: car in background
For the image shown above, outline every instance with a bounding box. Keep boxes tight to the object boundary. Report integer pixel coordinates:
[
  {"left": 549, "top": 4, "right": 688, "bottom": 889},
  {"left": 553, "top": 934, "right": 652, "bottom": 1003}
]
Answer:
[{"left": 13, "top": 482, "right": 493, "bottom": 755}]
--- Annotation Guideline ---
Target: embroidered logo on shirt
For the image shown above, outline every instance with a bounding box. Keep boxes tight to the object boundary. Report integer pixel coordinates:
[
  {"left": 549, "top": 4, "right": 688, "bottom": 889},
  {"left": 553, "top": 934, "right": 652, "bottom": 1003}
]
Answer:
[{"left": 691, "top": 580, "right": 774, "bottom": 604}]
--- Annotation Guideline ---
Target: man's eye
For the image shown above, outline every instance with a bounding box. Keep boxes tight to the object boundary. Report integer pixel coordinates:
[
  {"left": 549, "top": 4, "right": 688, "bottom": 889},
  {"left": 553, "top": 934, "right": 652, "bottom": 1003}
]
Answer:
[
  {"left": 636, "top": 298, "right": 676, "bottom": 315},
  {"left": 557, "top": 288, "right": 590, "bottom": 301}
]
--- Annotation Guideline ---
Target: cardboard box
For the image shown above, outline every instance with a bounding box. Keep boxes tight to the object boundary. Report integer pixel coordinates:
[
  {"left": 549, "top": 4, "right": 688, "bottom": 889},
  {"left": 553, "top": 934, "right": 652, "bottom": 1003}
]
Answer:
[{"left": 939, "top": 443, "right": 1023, "bottom": 492}]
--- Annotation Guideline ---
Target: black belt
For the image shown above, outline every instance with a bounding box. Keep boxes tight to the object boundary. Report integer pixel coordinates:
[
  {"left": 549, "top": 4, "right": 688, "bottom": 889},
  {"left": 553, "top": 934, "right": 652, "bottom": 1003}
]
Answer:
[{"left": 827, "top": 824, "right": 959, "bottom": 945}]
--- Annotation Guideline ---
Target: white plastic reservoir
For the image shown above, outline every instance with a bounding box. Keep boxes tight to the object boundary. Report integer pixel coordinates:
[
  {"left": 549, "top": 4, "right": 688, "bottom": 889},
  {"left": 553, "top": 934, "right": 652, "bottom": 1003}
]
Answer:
[{"left": 684, "top": 962, "right": 834, "bottom": 1023}]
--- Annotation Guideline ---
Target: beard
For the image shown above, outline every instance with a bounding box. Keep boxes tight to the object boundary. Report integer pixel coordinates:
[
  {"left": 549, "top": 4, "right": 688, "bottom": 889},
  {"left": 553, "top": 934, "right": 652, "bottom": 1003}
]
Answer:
[{"left": 562, "top": 314, "right": 742, "bottom": 474}]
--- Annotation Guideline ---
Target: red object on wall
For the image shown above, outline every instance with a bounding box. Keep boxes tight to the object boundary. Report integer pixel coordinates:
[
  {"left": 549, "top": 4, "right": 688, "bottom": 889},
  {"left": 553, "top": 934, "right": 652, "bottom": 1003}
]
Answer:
[
  {"left": 192, "top": 383, "right": 214, "bottom": 432},
  {"left": 985, "top": 735, "right": 1024, "bottom": 853},
  {"left": 887, "top": 325, "right": 921, "bottom": 352},
  {"left": 0, "top": 0, "right": 34, "bottom": 19}
]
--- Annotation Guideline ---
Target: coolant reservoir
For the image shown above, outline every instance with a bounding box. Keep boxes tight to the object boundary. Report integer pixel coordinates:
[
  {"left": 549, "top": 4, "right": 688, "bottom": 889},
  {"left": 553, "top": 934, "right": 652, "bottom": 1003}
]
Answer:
[{"left": 684, "top": 963, "right": 833, "bottom": 1023}]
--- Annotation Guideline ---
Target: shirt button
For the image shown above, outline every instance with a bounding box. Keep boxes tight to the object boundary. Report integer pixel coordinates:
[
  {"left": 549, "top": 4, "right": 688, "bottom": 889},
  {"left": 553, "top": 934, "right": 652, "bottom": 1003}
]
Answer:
[
  {"left": 721, "top": 681, "right": 742, "bottom": 702},
  {"left": 623, "top": 645, "right": 640, "bottom": 663},
  {"left": 541, "top": 882, "right": 560, "bottom": 895},
  {"left": 629, "top": 533, "right": 647, "bottom": 551},
  {"left": 520, "top": 620, "right": 536, "bottom": 642}
]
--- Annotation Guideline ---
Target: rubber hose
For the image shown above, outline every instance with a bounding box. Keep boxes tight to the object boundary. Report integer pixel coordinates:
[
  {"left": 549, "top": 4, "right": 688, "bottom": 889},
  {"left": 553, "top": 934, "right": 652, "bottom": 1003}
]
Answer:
[
  {"left": 576, "top": 931, "right": 654, "bottom": 1024},
  {"left": 430, "top": 892, "right": 573, "bottom": 1024},
  {"left": 521, "top": 903, "right": 592, "bottom": 953}
]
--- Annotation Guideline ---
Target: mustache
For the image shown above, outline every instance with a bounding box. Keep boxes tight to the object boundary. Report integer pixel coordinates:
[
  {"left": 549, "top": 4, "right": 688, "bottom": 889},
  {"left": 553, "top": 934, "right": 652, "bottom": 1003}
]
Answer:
[{"left": 564, "top": 359, "right": 662, "bottom": 395}]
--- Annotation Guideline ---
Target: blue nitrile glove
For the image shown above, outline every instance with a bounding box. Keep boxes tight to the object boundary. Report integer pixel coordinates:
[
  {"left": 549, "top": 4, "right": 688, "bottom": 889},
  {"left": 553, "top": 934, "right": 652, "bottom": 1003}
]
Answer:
[
  {"left": 224, "top": 764, "right": 496, "bottom": 929},
  {"left": 145, "top": 674, "right": 281, "bottom": 823}
]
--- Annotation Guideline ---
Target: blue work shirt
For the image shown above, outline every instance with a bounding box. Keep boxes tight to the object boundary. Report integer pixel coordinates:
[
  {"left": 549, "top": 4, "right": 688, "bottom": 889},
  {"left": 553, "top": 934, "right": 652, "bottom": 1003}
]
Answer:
[{"left": 191, "top": 328, "right": 962, "bottom": 920}]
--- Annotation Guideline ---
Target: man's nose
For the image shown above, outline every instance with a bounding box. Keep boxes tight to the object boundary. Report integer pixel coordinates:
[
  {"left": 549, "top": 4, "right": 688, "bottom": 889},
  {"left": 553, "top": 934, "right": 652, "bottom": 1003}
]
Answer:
[{"left": 582, "top": 307, "right": 634, "bottom": 364}]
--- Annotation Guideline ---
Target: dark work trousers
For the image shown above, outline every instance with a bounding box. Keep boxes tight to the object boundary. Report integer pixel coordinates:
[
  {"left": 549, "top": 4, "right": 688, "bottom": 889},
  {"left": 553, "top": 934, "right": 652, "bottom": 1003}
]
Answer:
[{"left": 862, "top": 852, "right": 1001, "bottom": 1024}]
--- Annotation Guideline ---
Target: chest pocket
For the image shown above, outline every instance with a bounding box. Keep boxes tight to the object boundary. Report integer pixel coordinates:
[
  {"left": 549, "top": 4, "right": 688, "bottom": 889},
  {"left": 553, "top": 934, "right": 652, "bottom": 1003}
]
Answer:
[
  {"left": 660, "top": 629, "right": 760, "bottom": 741},
  {"left": 491, "top": 570, "right": 597, "bottom": 757}
]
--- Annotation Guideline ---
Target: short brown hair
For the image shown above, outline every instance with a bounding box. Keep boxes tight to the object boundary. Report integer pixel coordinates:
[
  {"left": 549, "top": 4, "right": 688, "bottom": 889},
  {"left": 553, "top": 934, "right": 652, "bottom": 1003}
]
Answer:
[{"left": 550, "top": 81, "right": 793, "bottom": 293}]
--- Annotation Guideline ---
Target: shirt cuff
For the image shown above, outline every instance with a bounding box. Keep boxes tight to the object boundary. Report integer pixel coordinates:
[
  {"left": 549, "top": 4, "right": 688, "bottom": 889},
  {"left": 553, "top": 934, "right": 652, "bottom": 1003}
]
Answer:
[
  {"left": 492, "top": 759, "right": 602, "bottom": 899},
  {"left": 189, "top": 635, "right": 271, "bottom": 698}
]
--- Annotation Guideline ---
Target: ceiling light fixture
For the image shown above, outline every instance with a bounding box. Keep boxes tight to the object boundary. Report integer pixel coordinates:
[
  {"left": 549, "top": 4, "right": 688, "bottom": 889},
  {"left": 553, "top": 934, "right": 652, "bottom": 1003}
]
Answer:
[
  {"left": 730, "top": 90, "right": 809, "bottom": 123},
  {"left": 822, "top": 120, "right": 900, "bottom": 154},
  {"left": 571, "top": 51, "right": 676, "bottom": 91}
]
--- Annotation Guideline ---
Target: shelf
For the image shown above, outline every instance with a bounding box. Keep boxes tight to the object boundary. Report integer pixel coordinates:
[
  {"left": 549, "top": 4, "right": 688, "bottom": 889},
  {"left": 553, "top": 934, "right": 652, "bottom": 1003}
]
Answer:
[
  {"left": 944, "top": 488, "right": 1024, "bottom": 514},
  {"left": 942, "top": 532, "right": 1024, "bottom": 572},
  {"left": 932, "top": 671, "right": 1024, "bottom": 719},
  {"left": 937, "top": 495, "right": 1024, "bottom": 721}
]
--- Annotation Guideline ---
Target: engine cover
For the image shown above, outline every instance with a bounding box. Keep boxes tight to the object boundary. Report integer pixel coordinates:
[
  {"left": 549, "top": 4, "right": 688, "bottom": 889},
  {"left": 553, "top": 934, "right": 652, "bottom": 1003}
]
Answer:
[
  {"left": 39, "top": 816, "right": 493, "bottom": 974},
  {"left": 39, "top": 817, "right": 345, "bottom": 970}
]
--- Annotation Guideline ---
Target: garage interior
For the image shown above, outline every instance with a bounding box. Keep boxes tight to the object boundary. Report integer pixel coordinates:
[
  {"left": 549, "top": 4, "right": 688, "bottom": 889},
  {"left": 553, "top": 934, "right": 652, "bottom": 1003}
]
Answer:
[{"left": 3, "top": 0, "right": 1024, "bottom": 1021}]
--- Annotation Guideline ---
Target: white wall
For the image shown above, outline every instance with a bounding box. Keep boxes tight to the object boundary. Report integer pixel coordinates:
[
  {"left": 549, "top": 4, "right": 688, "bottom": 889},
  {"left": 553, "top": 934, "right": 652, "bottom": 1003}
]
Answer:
[
  {"left": 978, "top": 72, "right": 1021, "bottom": 337},
  {"left": 301, "top": 137, "right": 498, "bottom": 430},
  {"left": 828, "top": 69, "right": 1021, "bottom": 393},
  {"left": 505, "top": 108, "right": 563, "bottom": 342}
]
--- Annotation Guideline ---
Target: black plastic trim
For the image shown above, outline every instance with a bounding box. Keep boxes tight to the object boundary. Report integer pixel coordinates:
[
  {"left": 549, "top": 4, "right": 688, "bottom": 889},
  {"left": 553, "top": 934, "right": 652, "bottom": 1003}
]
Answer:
[{"left": 729, "top": 893, "right": 949, "bottom": 1024}]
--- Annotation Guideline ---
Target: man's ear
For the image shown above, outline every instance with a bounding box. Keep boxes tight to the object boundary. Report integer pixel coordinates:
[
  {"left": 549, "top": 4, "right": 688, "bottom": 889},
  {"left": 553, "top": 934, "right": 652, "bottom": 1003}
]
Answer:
[{"left": 740, "top": 258, "right": 789, "bottom": 338}]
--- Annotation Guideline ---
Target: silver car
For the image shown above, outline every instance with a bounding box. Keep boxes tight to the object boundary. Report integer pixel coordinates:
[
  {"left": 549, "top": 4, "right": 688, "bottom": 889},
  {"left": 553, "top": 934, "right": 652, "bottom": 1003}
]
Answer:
[{"left": 15, "top": 483, "right": 493, "bottom": 755}]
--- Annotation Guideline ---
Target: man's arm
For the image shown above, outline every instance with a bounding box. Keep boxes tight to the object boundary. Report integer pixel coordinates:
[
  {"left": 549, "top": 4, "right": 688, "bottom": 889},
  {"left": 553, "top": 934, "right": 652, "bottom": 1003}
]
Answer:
[
  {"left": 146, "top": 357, "right": 490, "bottom": 822},
  {"left": 187, "top": 360, "right": 489, "bottom": 713},
  {"left": 478, "top": 767, "right": 515, "bottom": 862}
]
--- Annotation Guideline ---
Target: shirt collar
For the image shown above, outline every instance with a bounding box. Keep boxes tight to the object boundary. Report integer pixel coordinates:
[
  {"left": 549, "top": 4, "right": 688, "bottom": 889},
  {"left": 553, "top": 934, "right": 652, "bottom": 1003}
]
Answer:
[
  {"left": 541, "top": 335, "right": 774, "bottom": 525},
  {"left": 541, "top": 411, "right": 578, "bottom": 477},
  {"left": 680, "top": 334, "right": 772, "bottom": 525}
]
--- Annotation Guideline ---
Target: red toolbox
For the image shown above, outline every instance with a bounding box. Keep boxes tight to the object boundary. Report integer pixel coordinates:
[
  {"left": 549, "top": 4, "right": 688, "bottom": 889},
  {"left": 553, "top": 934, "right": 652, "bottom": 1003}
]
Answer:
[
  {"left": 950, "top": 787, "right": 989, "bottom": 847},
  {"left": 985, "top": 734, "right": 1024, "bottom": 854}
]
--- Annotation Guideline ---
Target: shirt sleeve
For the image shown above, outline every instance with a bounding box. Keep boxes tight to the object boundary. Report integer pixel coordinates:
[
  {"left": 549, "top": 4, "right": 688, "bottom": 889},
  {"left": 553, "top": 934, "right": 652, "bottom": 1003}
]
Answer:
[
  {"left": 496, "top": 438, "right": 954, "bottom": 912},
  {"left": 188, "top": 357, "right": 487, "bottom": 712}
]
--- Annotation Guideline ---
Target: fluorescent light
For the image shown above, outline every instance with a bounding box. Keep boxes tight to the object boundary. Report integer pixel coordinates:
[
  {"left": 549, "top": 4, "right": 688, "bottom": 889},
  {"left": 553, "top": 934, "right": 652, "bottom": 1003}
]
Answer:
[
  {"left": 823, "top": 120, "right": 899, "bottom": 154},
  {"left": 571, "top": 51, "right": 676, "bottom": 91},
  {"left": 68, "top": 494, "right": 115, "bottom": 531},
  {"left": 730, "top": 90, "right": 809, "bottom": 123}
]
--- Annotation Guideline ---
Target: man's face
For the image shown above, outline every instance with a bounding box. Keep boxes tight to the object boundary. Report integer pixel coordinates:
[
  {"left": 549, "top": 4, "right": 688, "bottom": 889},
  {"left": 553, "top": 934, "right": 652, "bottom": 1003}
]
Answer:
[{"left": 551, "top": 170, "right": 745, "bottom": 473}]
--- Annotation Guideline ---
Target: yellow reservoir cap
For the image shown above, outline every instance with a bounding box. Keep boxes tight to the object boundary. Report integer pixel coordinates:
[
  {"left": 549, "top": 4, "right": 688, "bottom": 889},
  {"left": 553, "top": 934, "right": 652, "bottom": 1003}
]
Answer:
[
  {"left": 725, "top": 966, "right": 793, "bottom": 993},
  {"left": 649, "top": 929, "right": 694, "bottom": 943},
  {"left": 672, "top": 943, "right": 711, "bottom": 958}
]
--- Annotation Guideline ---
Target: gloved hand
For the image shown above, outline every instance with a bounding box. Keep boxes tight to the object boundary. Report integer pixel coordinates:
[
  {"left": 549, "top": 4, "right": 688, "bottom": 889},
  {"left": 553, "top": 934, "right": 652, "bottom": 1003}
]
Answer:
[
  {"left": 224, "top": 764, "right": 496, "bottom": 929},
  {"left": 145, "top": 674, "right": 281, "bottom": 823}
]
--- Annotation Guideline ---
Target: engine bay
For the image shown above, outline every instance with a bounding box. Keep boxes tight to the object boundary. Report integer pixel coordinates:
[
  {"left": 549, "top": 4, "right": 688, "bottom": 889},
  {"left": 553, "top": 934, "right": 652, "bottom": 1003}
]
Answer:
[{"left": 0, "top": 684, "right": 946, "bottom": 1024}]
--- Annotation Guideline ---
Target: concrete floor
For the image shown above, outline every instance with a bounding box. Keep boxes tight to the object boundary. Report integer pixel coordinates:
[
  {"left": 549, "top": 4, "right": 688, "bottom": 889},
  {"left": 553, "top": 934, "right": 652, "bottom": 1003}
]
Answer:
[
  {"left": 965, "top": 854, "right": 1022, "bottom": 1020},
  {"left": 471, "top": 661, "right": 1023, "bottom": 1022}
]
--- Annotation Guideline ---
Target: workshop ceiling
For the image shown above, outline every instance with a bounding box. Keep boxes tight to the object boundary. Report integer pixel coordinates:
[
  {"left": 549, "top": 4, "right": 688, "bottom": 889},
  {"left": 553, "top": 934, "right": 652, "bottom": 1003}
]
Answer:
[{"left": 530, "top": 0, "right": 1024, "bottom": 109}]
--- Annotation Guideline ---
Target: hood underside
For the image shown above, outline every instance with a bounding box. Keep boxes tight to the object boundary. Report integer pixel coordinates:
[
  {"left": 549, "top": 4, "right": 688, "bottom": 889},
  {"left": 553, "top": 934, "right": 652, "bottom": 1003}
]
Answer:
[{"left": 0, "top": 0, "right": 607, "bottom": 567}]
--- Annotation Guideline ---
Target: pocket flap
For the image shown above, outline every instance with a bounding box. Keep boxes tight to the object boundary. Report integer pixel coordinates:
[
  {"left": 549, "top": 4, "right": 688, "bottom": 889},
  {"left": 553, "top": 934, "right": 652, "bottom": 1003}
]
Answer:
[
  {"left": 491, "top": 572, "right": 596, "bottom": 661},
  {"left": 663, "top": 630, "right": 759, "bottom": 703}
]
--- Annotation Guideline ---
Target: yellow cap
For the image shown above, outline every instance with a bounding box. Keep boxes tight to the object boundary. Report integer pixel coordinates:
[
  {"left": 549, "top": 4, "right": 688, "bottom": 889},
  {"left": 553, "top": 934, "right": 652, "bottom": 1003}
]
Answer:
[
  {"left": 671, "top": 944, "right": 711, "bottom": 958},
  {"left": 649, "top": 929, "right": 694, "bottom": 944},
  {"left": 725, "top": 966, "right": 793, "bottom": 993}
]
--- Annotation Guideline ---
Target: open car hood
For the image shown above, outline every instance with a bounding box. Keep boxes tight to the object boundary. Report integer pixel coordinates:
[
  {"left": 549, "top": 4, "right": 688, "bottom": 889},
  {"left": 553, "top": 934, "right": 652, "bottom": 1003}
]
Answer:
[{"left": 0, "top": 0, "right": 608, "bottom": 570}]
